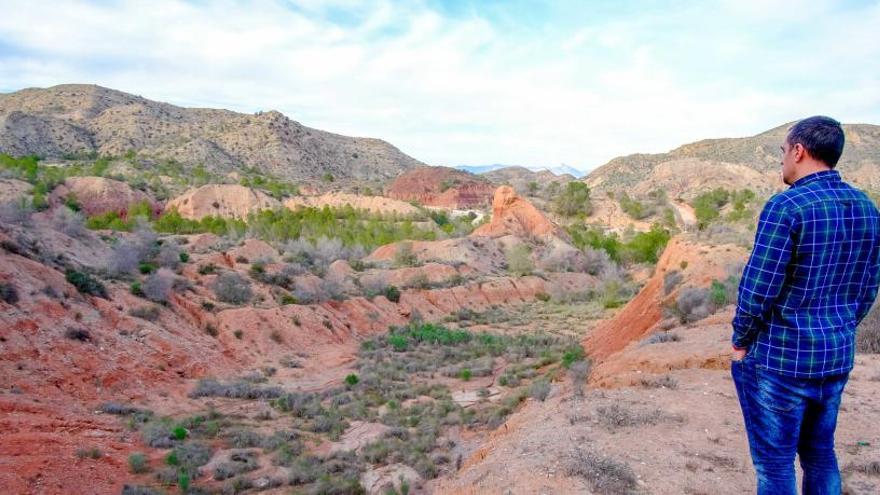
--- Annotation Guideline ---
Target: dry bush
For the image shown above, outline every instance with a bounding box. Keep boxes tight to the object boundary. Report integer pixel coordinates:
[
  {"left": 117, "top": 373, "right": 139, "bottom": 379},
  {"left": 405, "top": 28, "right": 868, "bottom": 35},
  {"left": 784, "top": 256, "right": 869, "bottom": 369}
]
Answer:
[
  {"left": 505, "top": 244, "right": 534, "bottom": 276},
  {"left": 0, "top": 199, "right": 33, "bottom": 225},
  {"left": 675, "top": 287, "right": 713, "bottom": 323},
  {"left": 639, "top": 375, "right": 679, "bottom": 389},
  {"left": 212, "top": 271, "right": 253, "bottom": 305},
  {"left": 108, "top": 239, "right": 141, "bottom": 276},
  {"left": 142, "top": 268, "right": 175, "bottom": 303},
  {"left": 642, "top": 331, "right": 681, "bottom": 345},
  {"left": 663, "top": 269, "right": 684, "bottom": 295},
  {"left": 566, "top": 448, "right": 638, "bottom": 495},
  {"left": 393, "top": 241, "right": 419, "bottom": 268},
  {"left": 537, "top": 245, "right": 585, "bottom": 273},
  {"left": 156, "top": 243, "right": 181, "bottom": 269},
  {"left": 360, "top": 272, "right": 390, "bottom": 297},
  {"left": 50, "top": 207, "right": 86, "bottom": 238},
  {"left": 581, "top": 247, "right": 616, "bottom": 276},
  {"left": 569, "top": 360, "right": 592, "bottom": 397}
]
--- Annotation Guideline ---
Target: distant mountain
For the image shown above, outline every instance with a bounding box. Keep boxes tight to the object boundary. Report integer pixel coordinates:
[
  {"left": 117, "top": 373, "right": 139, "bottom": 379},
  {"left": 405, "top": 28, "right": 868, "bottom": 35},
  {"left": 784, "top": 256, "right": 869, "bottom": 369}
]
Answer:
[
  {"left": 583, "top": 122, "right": 880, "bottom": 201},
  {"left": 457, "top": 163, "right": 585, "bottom": 178},
  {"left": 0, "top": 84, "right": 425, "bottom": 182}
]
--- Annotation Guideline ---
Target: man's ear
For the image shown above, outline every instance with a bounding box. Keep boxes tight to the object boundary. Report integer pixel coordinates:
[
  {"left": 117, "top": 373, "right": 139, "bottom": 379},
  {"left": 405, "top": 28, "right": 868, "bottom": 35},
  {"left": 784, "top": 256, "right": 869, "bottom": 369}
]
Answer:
[{"left": 793, "top": 143, "right": 806, "bottom": 162}]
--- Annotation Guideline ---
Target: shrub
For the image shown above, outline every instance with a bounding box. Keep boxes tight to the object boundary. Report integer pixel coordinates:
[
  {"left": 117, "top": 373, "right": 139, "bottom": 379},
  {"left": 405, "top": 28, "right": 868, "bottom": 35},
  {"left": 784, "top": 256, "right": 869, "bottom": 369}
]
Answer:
[
  {"left": 639, "top": 375, "right": 679, "bottom": 389},
  {"left": 76, "top": 447, "right": 102, "bottom": 459},
  {"left": 51, "top": 206, "right": 86, "bottom": 238},
  {"left": 561, "top": 346, "right": 586, "bottom": 368},
  {"left": 121, "top": 486, "right": 163, "bottom": 495},
  {"left": 537, "top": 245, "right": 585, "bottom": 272},
  {"left": 566, "top": 448, "right": 638, "bottom": 495},
  {"left": 528, "top": 379, "right": 551, "bottom": 401},
  {"left": 197, "top": 263, "right": 216, "bottom": 275},
  {"left": 128, "top": 452, "right": 149, "bottom": 474},
  {"left": 458, "top": 368, "right": 472, "bottom": 381},
  {"left": 692, "top": 188, "right": 731, "bottom": 230},
  {"left": 0, "top": 198, "right": 33, "bottom": 224},
  {"left": 142, "top": 268, "right": 175, "bottom": 303},
  {"left": 156, "top": 243, "right": 181, "bottom": 269},
  {"left": 0, "top": 282, "right": 19, "bottom": 304},
  {"left": 108, "top": 240, "right": 141, "bottom": 276},
  {"left": 212, "top": 271, "right": 253, "bottom": 305},
  {"left": 178, "top": 252, "right": 189, "bottom": 263},
  {"left": 620, "top": 225, "right": 671, "bottom": 264},
  {"left": 642, "top": 332, "right": 681, "bottom": 345},
  {"left": 130, "top": 281, "right": 144, "bottom": 297},
  {"left": 213, "top": 451, "right": 259, "bottom": 480},
  {"left": 710, "top": 279, "right": 730, "bottom": 306},
  {"left": 384, "top": 285, "right": 401, "bottom": 303},
  {"left": 344, "top": 374, "right": 359, "bottom": 387},
  {"left": 596, "top": 404, "right": 663, "bottom": 429},
  {"left": 554, "top": 182, "right": 593, "bottom": 217},
  {"left": 674, "top": 286, "right": 712, "bottom": 323},
  {"left": 138, "top": 262, "right": 156, "bottom": 274},
  {"left": 618, "top": 192, "right": 653, "bottom": 220},
  {"left": 568, "top": 360, "right": 591, "bottom": 398},
  {"left": 66, "top": 269, "right": 109, "bottom": 299},
  {"left": 129, "top": 305, "right": 160, "bottom": 321},
  {"left": 663, "top": 270, "right": 683, "bottom": 295},
  {"left": 394, "top": 242, "right": 419, "bottom": 267},
  {"left": 505, "top": 244, "right": 533, "bottom": 276},
  {"left": 190, "top": 379, "right": 282, "bottom": 399}
]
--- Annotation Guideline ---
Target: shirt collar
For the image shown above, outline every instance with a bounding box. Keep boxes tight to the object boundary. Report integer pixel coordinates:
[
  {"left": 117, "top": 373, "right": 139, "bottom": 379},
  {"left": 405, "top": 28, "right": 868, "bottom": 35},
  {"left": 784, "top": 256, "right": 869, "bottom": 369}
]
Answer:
[{"left": 791, "top": 169, "right": 841, "bottom": 188}]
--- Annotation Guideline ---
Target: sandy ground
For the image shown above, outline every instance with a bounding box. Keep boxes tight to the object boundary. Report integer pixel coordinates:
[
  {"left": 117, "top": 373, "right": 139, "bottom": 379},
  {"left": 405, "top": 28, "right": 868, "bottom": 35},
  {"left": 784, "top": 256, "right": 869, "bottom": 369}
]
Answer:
[{"left": 429, "top": 355, "right": 880, "bottom": 494}]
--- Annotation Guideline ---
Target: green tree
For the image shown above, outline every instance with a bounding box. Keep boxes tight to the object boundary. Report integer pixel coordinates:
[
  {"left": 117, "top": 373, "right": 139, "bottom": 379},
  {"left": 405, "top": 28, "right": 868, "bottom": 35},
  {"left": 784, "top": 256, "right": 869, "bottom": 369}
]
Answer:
[{"left": 554, "top": 182, "right": 592, "bottom": 217}]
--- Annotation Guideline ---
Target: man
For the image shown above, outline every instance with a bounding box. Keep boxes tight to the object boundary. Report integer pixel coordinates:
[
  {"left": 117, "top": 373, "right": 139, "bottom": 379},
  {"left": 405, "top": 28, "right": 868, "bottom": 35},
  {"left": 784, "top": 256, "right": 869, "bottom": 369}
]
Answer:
[{"left": 731, "top": 115, "right": 880, "bottom": 495}]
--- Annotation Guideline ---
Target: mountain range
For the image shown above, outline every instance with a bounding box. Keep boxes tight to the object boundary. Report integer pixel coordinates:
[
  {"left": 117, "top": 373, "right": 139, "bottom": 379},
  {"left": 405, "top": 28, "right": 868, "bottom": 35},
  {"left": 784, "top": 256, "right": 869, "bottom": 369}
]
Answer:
[{"left": 0, "top": 84, "right": 424, "bottom": 182}]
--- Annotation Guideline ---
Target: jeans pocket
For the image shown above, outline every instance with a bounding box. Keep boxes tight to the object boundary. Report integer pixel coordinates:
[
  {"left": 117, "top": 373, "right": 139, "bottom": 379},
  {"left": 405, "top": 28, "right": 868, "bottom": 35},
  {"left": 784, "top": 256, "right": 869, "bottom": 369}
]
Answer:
[{"left": 755, "top": 367, "right": 801, "bottom": 413}]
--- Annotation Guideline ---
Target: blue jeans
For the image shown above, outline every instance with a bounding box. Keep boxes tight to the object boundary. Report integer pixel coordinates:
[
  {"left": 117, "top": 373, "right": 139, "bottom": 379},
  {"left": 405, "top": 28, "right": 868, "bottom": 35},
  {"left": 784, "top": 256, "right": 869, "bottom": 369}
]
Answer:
[{"left": 732, "top": 353, "right": 849, "bottom": 495}]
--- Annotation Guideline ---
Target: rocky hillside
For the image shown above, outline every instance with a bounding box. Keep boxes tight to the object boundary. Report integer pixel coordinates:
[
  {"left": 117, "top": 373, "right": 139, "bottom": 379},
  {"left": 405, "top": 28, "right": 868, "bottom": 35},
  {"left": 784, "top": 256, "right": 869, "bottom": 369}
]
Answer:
[
  {"left": 385, "top": 166, "right": 495, "bottom": 209},
  {"left": 584, "top": 122, "right": 880, "bottom": 201},
  {"left": 0, "top": 84, "right": 425, "bottom": 182}
]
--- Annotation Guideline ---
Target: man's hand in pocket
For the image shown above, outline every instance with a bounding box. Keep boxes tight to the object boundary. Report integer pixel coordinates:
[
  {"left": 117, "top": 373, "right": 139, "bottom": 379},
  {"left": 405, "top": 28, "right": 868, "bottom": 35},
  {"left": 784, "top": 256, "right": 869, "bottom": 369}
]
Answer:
[{"left": 731, "top": 346, "right": 747, "bottom": 362}]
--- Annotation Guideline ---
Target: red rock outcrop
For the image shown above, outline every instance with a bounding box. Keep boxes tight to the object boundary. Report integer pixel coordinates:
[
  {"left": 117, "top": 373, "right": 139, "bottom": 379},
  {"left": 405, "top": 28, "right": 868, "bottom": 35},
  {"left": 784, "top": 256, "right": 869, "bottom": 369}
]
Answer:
[
  {"left": 385, "top": 166, "right": 494, "bottom": 209},
  {"left": 48, "top": 176, "right": 159, "bottom": 216},
  {"left": 583, "top": 236, "right": 748, "bottom": 363},
  {"left": 471, "top": 185, "right": 567, "bottom": 239}
]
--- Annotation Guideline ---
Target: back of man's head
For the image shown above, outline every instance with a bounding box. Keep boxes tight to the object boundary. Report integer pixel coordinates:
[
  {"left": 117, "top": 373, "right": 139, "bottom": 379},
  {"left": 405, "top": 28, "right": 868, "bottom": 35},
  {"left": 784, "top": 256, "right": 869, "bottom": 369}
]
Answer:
[{"left": 786, "top": 115, "right": 845, "bottom": 168}]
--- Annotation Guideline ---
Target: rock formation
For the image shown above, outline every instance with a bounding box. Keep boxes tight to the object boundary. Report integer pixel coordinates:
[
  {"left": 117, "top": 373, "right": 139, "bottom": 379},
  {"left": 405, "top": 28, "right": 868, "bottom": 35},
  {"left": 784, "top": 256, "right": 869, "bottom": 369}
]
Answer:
[
  {"left": 385, "top": 166, "right": 495, "bottom": 209},
  {"left": 165, "top": 184, "right": 280, "bottom": 219},
  {"left": 48, "top": 176, "right": 159, "bottom": 216},
  {"left": 471, "top": 185, "right": 566, "bottom": 239}
]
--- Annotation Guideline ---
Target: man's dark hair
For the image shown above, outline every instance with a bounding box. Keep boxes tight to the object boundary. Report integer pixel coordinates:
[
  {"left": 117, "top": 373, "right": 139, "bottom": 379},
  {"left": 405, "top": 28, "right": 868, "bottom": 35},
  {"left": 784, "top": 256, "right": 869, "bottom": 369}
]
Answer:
[{"left": 786, "top": 115, "right": 845, "bottom": 168}]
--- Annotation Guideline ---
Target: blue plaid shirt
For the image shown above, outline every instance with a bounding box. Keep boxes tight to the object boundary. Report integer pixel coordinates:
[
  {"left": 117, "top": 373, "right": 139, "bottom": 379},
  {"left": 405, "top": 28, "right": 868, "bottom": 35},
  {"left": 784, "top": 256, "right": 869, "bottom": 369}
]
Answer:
[{"left": 732, "top": 169, "right": 880, "bottom": 378}]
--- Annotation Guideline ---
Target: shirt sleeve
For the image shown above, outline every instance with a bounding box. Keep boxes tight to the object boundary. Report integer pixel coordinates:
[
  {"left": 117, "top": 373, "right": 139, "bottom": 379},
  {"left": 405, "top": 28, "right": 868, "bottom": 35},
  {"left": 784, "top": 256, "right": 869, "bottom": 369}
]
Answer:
[
  {"left": 855, "top": 237, "right": 880, "bottom": 326},
  {"left": 731, "top": 197, "right": 796, "bottom": 349}
]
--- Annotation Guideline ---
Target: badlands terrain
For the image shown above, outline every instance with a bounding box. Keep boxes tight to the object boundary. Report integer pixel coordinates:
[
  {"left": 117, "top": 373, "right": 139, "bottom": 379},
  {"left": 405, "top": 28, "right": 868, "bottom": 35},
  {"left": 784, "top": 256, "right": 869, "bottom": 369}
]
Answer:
[{"left": 1, "top": 85, "right": 880, "bottom": 495}]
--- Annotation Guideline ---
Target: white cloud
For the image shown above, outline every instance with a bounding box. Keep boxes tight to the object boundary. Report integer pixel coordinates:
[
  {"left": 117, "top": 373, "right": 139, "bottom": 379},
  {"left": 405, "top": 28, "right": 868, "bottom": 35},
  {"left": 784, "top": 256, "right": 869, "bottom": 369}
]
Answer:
[{"left": 0, "top": 0, "right": 878, "bottom": 172}]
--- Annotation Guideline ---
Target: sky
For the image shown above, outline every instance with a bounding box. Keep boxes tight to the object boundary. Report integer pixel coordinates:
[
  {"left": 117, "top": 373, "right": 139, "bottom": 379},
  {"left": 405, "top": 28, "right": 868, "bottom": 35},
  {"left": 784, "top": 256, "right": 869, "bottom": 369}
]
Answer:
[{"left": 1, "top": 0, "right": 878, "bottom": 172}]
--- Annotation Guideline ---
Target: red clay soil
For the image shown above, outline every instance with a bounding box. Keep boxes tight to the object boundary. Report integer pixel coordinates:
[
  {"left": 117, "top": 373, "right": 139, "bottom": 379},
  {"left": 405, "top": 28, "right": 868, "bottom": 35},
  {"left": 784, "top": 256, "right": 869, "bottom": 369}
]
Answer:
[
  {"left": 0, "top": 235, "right": 593, "bottom": 494},
  {"left": 385, "top": 166, "right": 495, "bottom": 209}
]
